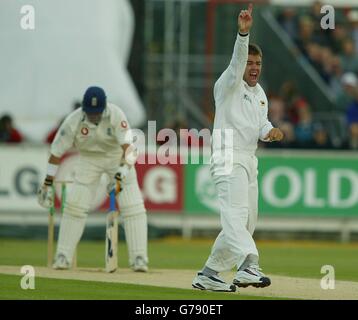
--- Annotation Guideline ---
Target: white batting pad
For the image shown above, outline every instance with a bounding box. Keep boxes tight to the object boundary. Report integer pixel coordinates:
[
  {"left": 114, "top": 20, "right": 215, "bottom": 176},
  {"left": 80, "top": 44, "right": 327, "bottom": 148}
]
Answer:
[
  {"left": 55, "top": 213, "right": 86, "bottom": 265},
  {"left": 65, "top": 183, "right": 94, "bottom": 217},
  {"left": 118, "top": 181, "right": 144, "bottom": 215},
  {"left": 123, "top": 213, "right": 148, "bottom": 266}
]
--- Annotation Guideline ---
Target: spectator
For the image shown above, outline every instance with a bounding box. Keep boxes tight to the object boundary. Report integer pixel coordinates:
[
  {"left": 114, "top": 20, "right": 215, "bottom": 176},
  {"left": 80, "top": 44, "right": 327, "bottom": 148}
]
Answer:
[
  {"left": 341, "top": 72, "right": 358, "bottom": 149},
  {"left": 312, "top": 123, "right": 333, "bottom": 149},
  {"left": 328, "top": 23, "right": 349, "bottom": 54},
  {"left": 280, "top": 81, "right": 310, "bottom": 125},
  {"left": 320, "top": 47, "right": 335, "bottom": 83},
  {"left": 265, "top": 95, "right": 297, "bottom": 149},
  {"left": 339, "top": 38, "right": 358, "bottom": 73},
  {"left": 308, "top": 1, "right": 332, "bottom": 47},
  {"left": 306, "top": 43, "right": 333, "bottom": 83},
  {"left": 277, "top": 8, "right": 298, "bottom": 40},
  {"left": 308, "top": 1, "right": 323, "bottom": 29},
  {"left": 306, "top": 43, "right": 325, "bottom": 76},
  {"left": 268, "top": 95, "right": 287, "bottom": 126},
  {"left": 326, "top": 54, "right": 344, "bottom": 96},
  {"left": 295, "top": 16, "right": 316, "bottom": 56},
  {"left": 0, "top": 114, "right": 24, "bottom": 143},
  {"left": 294, "top": 104, "right": 315, "bottom": 148},
  {"left": 349, "top": 123, "right": 358, "bottom": 149},
  {"left": 347, "top": 10, "right": 358, "bottom": 53}
]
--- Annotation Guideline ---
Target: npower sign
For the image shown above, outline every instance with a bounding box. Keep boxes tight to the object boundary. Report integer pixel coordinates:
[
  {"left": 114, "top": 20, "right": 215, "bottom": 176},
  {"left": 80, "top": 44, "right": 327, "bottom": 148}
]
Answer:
[
  {"left": 259, "top": 156, "right": 358, "bottom": 216},
  {"left": 185, "top": 153, "right": 358, "bottom": 217},
  {"left": 262, "top": 167, "right": 358, "bottom": 209}
]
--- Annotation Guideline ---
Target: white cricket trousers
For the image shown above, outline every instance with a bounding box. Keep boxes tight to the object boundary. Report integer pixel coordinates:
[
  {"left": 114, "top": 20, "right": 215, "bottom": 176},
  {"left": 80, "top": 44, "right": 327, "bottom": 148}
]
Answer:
[
  {"left": 56, "top": 155, "right": 147, "bottom": 265},
  {"left": 205, "top": 153, "right": 259, "bottom": 272}
]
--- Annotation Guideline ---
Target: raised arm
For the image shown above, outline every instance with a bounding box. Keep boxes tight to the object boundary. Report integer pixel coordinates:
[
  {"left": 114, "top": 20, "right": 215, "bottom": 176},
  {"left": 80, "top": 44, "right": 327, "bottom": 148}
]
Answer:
[{"left": 214, "top": 4, "right": 254, "bottom": 99}]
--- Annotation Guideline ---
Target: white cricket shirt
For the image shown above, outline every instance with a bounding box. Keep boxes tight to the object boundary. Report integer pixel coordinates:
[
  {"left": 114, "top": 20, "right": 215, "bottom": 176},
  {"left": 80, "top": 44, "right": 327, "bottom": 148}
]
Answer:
[
  {"left": 51, "top": 103, "right": 133, "bottom": 158},
  {"left": 212, "top": 33, "right": 273, "bottom": 165}
]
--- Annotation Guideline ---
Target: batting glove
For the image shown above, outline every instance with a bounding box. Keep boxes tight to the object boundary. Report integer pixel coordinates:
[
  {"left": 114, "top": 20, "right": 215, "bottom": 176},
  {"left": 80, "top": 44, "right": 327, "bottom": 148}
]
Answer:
[
  {"left": 107, "top": 165, "right": 130, "bottom": 195},
  {"left": 37, "top": 179, "right": 55, "bottom": 209}
]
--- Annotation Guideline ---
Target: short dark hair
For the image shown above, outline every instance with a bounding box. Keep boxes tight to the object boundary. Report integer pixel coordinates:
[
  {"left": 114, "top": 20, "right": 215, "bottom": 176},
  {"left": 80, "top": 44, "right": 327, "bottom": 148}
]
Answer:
[
  {"left": 0, "top": 114, "right": 12, "bottom": 125},
  {"left": 249, "top": 43, "right": 262, "bottom": 57}
]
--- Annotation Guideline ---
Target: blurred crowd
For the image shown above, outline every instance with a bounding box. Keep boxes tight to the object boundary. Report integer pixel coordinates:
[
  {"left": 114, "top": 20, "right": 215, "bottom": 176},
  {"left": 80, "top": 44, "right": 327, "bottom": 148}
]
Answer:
[
  {"left": 274, "top": 1, "right": 358, "bottom": 150},
  {"left": 263, "top": 81, "right": 333, "bottom": 150},
  {"left": 277, "top": 2, "right": 358, "bottom": 99},
  {"left": 0, "top": 102, "right": 81, "bottom": 145}
]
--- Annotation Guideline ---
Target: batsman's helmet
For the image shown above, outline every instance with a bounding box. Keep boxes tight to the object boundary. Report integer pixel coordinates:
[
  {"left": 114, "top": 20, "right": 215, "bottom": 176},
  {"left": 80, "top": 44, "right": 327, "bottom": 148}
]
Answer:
[{"left": 82, "top": 86, "right": 107, "bottom": 113}]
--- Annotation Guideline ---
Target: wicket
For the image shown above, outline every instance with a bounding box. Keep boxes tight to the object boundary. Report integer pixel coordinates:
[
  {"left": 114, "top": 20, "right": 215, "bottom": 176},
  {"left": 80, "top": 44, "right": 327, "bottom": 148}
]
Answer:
[{"left": 47, "top": 181, "right": 120, "bottom": 272}]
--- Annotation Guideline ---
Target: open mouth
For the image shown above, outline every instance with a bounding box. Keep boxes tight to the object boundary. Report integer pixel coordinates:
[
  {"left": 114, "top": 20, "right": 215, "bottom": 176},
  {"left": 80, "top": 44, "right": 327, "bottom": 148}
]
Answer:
[{"left": 249, "top": 71, "right": 258, "bottom": 81}]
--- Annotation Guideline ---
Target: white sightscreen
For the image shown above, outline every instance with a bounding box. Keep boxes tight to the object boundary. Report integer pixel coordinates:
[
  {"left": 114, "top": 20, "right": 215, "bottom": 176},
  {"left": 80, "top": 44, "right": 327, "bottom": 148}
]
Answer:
[{"left": 0, "top": 0, "right": 146, "bottom": 142}]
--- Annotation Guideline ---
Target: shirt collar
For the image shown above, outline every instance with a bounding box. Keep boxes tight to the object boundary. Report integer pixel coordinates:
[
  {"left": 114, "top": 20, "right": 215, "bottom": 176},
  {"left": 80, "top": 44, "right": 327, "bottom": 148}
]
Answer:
[{"left": 243, "top": 80, "right": 259, "bottom": 94}]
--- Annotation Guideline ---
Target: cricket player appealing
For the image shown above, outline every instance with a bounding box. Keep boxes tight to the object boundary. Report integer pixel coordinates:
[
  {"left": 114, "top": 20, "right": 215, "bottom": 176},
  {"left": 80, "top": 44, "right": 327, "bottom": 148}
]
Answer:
[
  {"left": 37, "top": 86, "right": 148, "bottom": 272},
  {"left": 192, "top": 4, "right": 283, "bottom": 292}
]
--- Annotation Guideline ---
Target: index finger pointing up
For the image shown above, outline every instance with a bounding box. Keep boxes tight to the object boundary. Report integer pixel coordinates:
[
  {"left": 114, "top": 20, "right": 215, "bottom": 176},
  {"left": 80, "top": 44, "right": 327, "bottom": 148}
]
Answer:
[{"left": 248, "top": 3, "right": 253, "bottom": 15}]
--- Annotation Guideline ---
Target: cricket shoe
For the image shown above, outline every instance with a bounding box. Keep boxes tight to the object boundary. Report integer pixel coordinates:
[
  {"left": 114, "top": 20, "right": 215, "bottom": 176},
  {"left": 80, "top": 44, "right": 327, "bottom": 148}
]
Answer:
[
  {"left": 132, "top": 256, "right": 148, "bottom": 272},
  {"left": 52, "top": 254, "right": 70, "bottom": 270},
  {"left": 192, "top": 272, "right": 236, "bottom": 292},
  {"left": 233, "top": 265, "right": 271, "bottom": 288}
]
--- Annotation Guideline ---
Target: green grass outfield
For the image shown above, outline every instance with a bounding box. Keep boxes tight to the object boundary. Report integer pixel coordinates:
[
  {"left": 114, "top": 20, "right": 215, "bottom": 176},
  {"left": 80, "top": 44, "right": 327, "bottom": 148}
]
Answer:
[
  {"left": 1, "top": 274, "right": 278, "bottom": 300},
  {"left": 1, "top": 238, "right": 358, "bottom": 299}
]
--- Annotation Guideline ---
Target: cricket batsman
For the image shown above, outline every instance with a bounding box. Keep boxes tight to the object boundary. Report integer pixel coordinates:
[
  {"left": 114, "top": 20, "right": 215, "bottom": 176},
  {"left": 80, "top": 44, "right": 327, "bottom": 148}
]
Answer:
[
  {"left": 37, "top": 86, "right": 148, "bottom": 272},
  {"left": 192, "top": 4, "right": 284, "bottom": 292}
]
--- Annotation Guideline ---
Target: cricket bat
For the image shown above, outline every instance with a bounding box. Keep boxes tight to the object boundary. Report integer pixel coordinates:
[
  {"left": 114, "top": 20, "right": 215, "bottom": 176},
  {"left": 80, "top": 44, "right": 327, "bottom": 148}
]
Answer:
[{"left": 105, "top": 190, "right": 119, "bottom": 273}]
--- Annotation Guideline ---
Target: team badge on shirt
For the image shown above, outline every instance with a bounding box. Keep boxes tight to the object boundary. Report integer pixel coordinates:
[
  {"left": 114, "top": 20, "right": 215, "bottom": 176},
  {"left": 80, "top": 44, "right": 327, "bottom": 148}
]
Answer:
[
  {"left": 107, "top": 128, "right": 112, "bottom": 136},
  {"left": 260, "top": 101, "right": 265, "bottom": 106},
  {"left": 81, "top": 127, "right": 89, "bottom": 135},
  {"left": 243, "top": 94, "right": 252, "bottom": 103}
]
